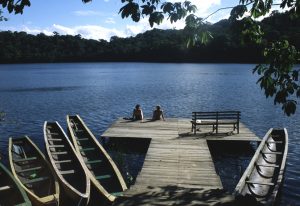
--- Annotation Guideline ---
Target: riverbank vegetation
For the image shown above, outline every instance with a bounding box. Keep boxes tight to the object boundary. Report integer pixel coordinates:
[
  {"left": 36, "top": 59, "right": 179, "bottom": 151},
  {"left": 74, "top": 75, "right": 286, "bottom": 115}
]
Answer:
[{"left": 0, "top": 11, "right": 298, "bottom": 64}]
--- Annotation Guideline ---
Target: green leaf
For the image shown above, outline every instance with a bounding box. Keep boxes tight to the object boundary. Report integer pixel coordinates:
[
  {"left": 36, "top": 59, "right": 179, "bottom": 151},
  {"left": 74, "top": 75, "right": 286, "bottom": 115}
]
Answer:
[
  {"left": 161, "top": 2, "right": 173, "bottom": 13},
  {"left": 297, "top": 89, "right": 300, "bottom": 98},
  {"left": 119, "top": 2, "right": 140, "bottom": 21},
  {"left": 292, "top": 70, "right": 299, "bottom": 81},
  {"left": 280, "top": 0, "right": 288, "bottom": 8},
  {"left": 182, "top": 1, "right": 197, "bottom": 13},
  {"left": 141, "top": 4, "right": 154, "bottom": 15},
  {"left": 170, "top": 13, "right": 178, "bottom": 23},
  {"left": 1, "top": 1, "right": 8, "bottom": 8},
  {"left": 230, "top": 5, "right": 247, "bottom": 21},
  {"left": 21, "top": 0, "right": 31, "bottom": 7},
  {"left": 132, "top": 11, "right": 140, "bottom": 22},
  {"left": 253, "top": 65, "right": 260, "bottom": 74},
  {"left": 274, "top": 90, "right": 287, "bottom": 104},
  {"left": 14, "top": 5, "right": 23, "bottom": 14},
  {"left": 149, "top": 12, "right": 164, "bottom": 27},
  {"left": 7, "top": 1, "right": 13, "bottom": 13},
  {"left": 187, "top": 5, "right": 197, "bottom": 13},
  {"left": 282, "top": 100, "right": 297, "bottom": 116},
  {"left": 184, "top": 1, "right": 191, "bottom": 7}
]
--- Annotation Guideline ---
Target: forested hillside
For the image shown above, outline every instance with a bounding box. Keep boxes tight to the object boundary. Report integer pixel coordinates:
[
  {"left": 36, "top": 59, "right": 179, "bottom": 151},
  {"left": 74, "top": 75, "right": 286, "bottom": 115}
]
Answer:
[{"left": 0, "top": 12, "right": 299, "bottom": 63}]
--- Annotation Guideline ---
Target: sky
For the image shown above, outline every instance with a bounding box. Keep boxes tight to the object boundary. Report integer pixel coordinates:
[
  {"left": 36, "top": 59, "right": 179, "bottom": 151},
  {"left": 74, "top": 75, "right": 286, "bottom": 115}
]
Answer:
[{"left": 0, "top": 0, "right": 247, "bottom": 41}]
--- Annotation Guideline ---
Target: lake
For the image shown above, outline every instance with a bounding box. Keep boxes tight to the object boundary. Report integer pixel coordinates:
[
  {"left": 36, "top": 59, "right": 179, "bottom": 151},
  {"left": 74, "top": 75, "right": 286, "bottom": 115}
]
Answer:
[{"left": 0, "top": 63, "right": 299, "bottom": 205}]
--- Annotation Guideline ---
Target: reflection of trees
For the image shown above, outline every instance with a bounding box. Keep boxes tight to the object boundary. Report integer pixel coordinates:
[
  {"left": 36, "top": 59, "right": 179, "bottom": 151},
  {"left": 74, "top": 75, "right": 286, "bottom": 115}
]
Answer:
[{"left": 0, "top": 111, "right": 5, "bottom": 122}]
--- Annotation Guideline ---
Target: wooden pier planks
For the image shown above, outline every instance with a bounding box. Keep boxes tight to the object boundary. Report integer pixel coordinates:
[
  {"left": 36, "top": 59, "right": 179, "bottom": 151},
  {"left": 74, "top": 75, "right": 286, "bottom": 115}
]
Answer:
[
  {"left": 133, "top": 139, "right": 223, "bottom": 190},
  {"left": 102, "top": 118, "right": 261, "bottom": 205},
  {"left": 102, "top": 118, "right": 261, "bottom": 142}
]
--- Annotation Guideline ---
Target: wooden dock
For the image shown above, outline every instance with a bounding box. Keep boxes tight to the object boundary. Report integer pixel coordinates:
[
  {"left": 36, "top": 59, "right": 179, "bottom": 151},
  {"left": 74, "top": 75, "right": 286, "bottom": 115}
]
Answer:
[{"left": 102, "top": 118, "right": 261, "bottom": 206}]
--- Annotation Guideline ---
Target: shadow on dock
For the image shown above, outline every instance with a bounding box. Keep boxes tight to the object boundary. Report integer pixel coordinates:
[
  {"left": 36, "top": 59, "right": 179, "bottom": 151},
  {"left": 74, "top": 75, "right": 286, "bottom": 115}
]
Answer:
[{"left": 114, "top": 186, "right": 235, "bottom": 206}]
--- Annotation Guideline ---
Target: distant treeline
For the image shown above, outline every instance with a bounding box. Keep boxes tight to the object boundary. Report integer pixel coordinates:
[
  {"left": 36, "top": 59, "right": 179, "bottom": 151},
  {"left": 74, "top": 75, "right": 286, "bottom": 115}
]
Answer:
[{"left": 0, "top": 12, "right": 299, "bottom": 63}]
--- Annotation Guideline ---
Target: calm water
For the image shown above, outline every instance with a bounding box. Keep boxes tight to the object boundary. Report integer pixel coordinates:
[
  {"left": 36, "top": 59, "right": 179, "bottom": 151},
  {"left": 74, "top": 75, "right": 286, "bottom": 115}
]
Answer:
[{"left": 0, "top": 63, "right": 299, "bottom": 205}]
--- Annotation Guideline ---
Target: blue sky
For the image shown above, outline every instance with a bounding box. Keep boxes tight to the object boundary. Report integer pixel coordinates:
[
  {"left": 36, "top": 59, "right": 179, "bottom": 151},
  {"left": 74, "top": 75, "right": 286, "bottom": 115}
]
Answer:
[{"left": 0, "top": 0, "right": 241, "bottom": 40}]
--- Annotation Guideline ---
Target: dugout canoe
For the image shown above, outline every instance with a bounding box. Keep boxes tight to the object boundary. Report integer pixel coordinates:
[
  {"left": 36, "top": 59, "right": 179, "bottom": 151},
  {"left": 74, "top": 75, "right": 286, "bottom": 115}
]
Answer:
[
  {"left": 0, "top": 161, "right": 32, "bottom": 206},
  {"left": 44, "top": 121, "right": 90, "bottom": 206},
  {"left": 9, "top": 136, "right": 60, "bottom": 206},
  {"left": 234, "top": 128, "right": 288, "bottom": 205},
  {"left": 67, "top": 115, "right": 127, "bottom": 202}
]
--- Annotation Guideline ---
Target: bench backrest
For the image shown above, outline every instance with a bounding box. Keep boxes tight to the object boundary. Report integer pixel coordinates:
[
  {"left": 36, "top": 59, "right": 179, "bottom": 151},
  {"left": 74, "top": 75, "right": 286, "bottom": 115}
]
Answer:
[{"left": 192, "top": 111, "right": 241, "bottom": 122}]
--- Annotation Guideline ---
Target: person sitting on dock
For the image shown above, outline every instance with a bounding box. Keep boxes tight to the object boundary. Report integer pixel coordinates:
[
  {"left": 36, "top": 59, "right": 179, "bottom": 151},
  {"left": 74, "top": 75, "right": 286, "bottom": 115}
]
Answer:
[
  {"left": 132, "top": 104, "right": 143, "bottom": 121},
  {"left": 152, "top": 105, "right": 165, "bottom": 121}
]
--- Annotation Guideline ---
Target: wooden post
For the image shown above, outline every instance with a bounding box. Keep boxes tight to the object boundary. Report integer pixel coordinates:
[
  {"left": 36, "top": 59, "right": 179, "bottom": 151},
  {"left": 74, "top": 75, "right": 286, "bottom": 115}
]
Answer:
[
  {"left": 216, "top": 111, "right": 219, "bottom": 134},
  {"left": 193, "top": 113, "right": 196, "bottom": 134},
  {"left": 237, "top": 112, "right": 240, "bottom": 134}
]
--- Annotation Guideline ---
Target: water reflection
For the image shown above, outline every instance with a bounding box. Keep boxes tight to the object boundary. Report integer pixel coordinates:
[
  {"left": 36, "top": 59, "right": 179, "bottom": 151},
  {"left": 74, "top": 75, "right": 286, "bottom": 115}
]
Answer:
[
  {"left": 102, "top": 137, "right": 151, "bottom": 186},
  {"left": 0, "top": 63, "right": 299, "bottom": 205},
  {"left": 0, "top": 86, "right": 82, "bottom": 93},
  {"left": 208, "top": 141, "right": 256, "bottom": 193}
]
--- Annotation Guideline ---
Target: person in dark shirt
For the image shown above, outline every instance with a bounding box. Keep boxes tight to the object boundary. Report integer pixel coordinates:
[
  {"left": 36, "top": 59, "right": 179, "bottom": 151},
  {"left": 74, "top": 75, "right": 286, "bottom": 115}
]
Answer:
[
  {"left": 152, "top": 105, "right": 165, "bottom": 121},
  {"left": 132, "top": 104, "right": 143, "bottom": 120}
]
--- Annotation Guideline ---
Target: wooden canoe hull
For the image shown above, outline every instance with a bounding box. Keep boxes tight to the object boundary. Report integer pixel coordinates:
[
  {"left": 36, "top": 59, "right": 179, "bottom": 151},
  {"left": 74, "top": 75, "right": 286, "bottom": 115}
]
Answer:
[
  {"left": 234, "top": 128, "right": 288, "bottom": 205},
  {"left": 0, "top": 162, "right": 32, "bottom": 206},
  {"left": 9, "top": 136, "right": 60, "bottom": 206},
  {"left": 44, "top": 121, "right": 90, "bottom": 206},
  {"left": 67, "top": 115, "right": 127, "bottom": 202}
]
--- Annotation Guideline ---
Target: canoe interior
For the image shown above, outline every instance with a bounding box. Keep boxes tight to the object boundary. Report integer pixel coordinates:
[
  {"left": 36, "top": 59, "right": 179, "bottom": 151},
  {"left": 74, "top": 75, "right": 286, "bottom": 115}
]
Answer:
[
  {"left": 45, "top": 122, "right": 88, "bottom": 194},
  {"left": 11, "top": 137, "right": 57, "bottom": 198},
  {"left": 239, "top": 129, "right": 287, "bottom": 203},
  {"left": 0, "top": 162, "right": 31, "bottom": 205},
  {"left": 68, "top": 115, "right": 124, "bottom": 194}
]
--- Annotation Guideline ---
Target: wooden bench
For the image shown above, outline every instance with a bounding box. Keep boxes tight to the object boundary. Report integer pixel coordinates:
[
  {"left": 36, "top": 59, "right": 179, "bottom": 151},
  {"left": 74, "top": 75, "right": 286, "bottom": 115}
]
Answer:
[{"left": 191, "top": 111, "right": 240, "bottom": 134}]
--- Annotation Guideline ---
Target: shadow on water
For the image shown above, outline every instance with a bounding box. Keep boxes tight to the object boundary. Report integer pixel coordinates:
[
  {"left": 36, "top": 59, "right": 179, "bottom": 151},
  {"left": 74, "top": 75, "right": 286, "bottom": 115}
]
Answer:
[
  {"left": 101, "top": 137, "right": 151, "bottom": 187},
  {"left": 60, "top": 184, "right": 113, "bottom": 206},
  {"left": 207, "top": 141, "right": 257, "bottom": 193},
  {"left": 57, "top": 137, "right": 151, "bottom": 206},
  {"left": 208, "top": 141, "right": 288, "bottom": 206}
]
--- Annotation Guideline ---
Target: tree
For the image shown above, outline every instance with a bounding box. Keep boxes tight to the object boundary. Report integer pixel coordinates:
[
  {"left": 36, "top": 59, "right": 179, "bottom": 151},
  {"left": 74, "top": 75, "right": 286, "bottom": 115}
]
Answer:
[
  {"left": 1, "top": 0, "right": 299, "bottom": 115},
  {"left": 0, "top": 9, "right": 8, "bottom": 21},
  {"left": 230, "top": 0, "right": 300, "bottom": 116}
]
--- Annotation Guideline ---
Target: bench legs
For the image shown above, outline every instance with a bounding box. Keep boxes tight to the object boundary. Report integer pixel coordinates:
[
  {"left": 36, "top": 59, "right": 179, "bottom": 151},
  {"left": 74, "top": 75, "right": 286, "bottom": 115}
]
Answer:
[
  {"left": 192, "top": 124, "right": 206, "bottom": 134},
  {"left": 214, "top": 124, "right": 217, "bottom": 134},
  {"left": 191, "top": 123, "right": 196, "bottom": 134},
  {"left": 192, "top": 123, "right": 240, "bottom": 135},
  {"left": 192, "top": 124, "right": 217, "bottom": 134},
  {"left": 233, "top": 123, "right": 240, "bottom": 134}
]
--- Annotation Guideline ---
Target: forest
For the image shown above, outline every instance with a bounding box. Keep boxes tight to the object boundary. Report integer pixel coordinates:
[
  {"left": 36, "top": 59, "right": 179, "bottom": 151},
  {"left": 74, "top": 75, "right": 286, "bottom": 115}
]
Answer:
[{"left": 0, "top": 11, "right": 299, "bottom": 63}]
